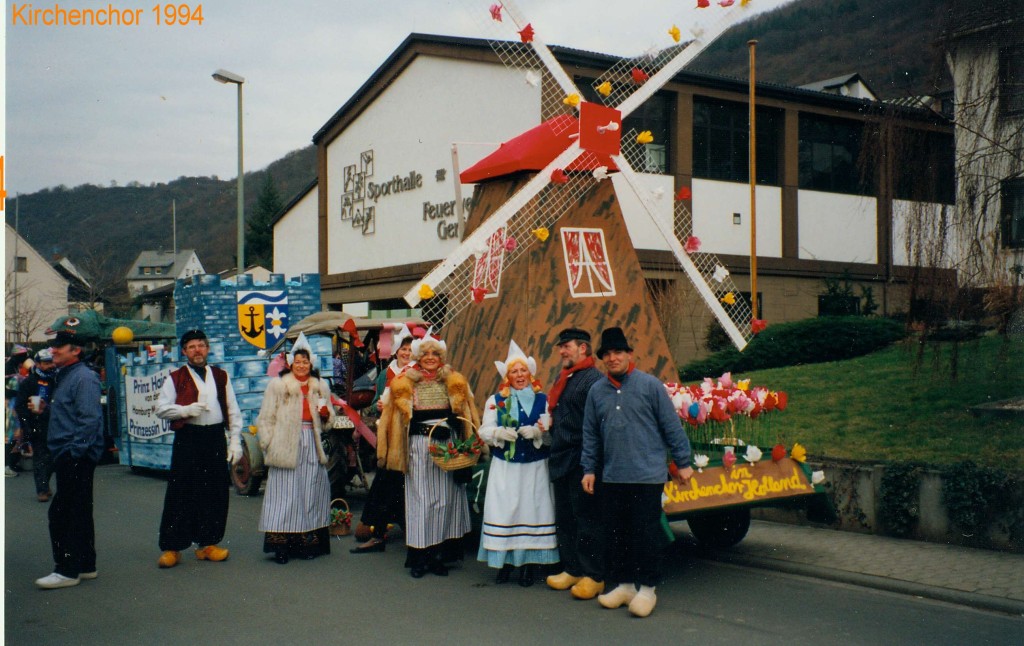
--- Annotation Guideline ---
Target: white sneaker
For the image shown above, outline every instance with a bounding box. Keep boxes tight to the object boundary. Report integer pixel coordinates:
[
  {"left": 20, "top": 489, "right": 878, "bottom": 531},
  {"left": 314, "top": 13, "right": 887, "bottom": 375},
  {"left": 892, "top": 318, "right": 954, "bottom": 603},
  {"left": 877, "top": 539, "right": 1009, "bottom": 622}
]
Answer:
[
  {"left": 5, "top": 466, "right": 18, "bottom": 478},
  {"left": 598, "top": 583, "right": 637, "bottom": 609},
  {"left": 79, "top": 571, "right": 98, "bottom": 580},
  {"left": 35, "top": 573, "right": 81, "bottom": 589}
]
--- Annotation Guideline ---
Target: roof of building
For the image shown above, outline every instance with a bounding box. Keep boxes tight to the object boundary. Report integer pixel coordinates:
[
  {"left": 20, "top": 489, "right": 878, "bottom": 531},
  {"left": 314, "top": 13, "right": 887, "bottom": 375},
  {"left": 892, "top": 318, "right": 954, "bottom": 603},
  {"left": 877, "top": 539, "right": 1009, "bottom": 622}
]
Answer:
[
  {"left": 312, "top": 33, "right": 950, "bottom": 148},
  {"left": 942, "top": 0, "right": 1024, "bottom": 41},
  {"left": 798, "top": 73, "right": 878, "bottom": 99},
  {"left": 126, "top": 249, "right": 202, "bottom": 281}
]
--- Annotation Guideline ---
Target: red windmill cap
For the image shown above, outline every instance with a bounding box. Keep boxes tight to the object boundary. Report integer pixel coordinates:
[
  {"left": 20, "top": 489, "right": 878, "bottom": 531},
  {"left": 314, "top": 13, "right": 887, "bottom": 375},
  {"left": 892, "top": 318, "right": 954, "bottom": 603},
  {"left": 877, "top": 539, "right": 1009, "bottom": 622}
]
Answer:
[{"left": 460, "top": 114, "right": 617, "bottom": 184}]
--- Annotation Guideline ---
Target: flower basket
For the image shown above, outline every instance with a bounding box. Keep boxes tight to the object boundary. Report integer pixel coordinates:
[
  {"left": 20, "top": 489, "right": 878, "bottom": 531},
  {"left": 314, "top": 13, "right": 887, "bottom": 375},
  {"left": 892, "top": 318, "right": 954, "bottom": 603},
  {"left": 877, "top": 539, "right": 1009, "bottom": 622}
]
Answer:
[
  {"left": 427, "top": 416, "right": 484, "bottom": 472},
  {"left": 329, "top": 498, "right": 352, "bottom": 536}
]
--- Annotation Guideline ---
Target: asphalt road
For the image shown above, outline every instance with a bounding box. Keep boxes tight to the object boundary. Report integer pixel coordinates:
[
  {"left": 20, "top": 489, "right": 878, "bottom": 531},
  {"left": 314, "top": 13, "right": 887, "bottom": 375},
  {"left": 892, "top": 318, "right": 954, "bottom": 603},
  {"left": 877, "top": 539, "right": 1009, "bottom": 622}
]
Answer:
[{"left": 5, "top": 465, "right": 1022, "bottom": 645}]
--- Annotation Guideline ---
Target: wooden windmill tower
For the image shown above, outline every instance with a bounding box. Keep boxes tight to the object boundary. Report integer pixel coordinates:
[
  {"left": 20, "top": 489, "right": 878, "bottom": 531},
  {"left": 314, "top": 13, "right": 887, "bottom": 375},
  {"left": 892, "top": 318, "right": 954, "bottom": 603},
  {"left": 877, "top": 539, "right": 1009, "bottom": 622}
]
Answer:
[{"left": 406, "top": 0, "right": 759, "bottom": 399}]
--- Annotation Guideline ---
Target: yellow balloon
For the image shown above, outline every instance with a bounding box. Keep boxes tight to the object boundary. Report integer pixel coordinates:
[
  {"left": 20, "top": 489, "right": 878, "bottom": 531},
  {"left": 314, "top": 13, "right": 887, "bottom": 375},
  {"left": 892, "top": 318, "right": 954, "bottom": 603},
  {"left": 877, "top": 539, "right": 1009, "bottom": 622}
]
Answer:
[{"left": 112, "top": 326, "right": 134, "bottom": 345}]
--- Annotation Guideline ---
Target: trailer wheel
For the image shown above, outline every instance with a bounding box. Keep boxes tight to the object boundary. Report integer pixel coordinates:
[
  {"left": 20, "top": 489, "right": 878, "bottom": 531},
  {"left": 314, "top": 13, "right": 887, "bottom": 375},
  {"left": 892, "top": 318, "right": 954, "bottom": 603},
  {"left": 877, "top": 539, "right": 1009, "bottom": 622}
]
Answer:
[
  {"left": 231, "top": 435, "right": 263, "bottom": 496},
  {"left": 687, "top": 508, "right": 751, "bottom": 548}
]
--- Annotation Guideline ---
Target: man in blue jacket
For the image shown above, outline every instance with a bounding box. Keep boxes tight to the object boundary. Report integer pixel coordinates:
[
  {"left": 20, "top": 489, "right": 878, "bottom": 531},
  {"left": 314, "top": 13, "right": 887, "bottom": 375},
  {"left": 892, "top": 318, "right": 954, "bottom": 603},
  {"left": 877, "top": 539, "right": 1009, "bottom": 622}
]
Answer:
[
  {"left": 581, "top": 327, "right": 694, "bottom": 618},
  {"left": 35, "top": 330, "right": 104, "bottom": 590}
]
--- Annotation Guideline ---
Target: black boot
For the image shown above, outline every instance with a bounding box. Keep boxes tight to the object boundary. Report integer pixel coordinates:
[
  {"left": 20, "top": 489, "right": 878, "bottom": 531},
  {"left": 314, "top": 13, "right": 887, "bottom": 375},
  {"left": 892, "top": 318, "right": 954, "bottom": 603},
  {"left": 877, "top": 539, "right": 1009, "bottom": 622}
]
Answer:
[
  {"left": 518, "top": 564, "right": 535, "bottom": 587},
  {"left": 496, "top": 564, "right": 514, "bottom": 584}
]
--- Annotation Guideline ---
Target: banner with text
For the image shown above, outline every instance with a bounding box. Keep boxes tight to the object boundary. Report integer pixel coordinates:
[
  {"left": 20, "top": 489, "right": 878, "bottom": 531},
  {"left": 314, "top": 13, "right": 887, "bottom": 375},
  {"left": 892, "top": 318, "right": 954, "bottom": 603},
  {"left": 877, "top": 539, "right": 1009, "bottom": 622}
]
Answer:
[
  {"left": 125, "top": 369, "right": 173, "bottom": 439},
  {"left": 662, "top": 457, "right": 815, "bottom": 515}
]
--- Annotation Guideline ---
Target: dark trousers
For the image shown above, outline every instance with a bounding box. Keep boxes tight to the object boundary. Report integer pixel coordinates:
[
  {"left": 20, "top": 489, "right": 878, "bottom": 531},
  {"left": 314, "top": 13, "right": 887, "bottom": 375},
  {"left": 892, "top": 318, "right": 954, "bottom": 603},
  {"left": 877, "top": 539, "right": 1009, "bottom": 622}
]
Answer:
[
  {"left": 361, "top": 469, "right": 405, "bottom": 539},
  {"left": 33, "top": 435, "right": 54, "bottom": 495},
  {"left": 49, "top": 455, "right": 98, "bottom": 577},
  {"left": 552, "top": 466, "right": 605, "bottom": 580},
  {"left": 603, "top": 482, "right": 667, "bottom": 587},
  {"left": 158, "top": 425, "right": 229, "bottom": 551}
]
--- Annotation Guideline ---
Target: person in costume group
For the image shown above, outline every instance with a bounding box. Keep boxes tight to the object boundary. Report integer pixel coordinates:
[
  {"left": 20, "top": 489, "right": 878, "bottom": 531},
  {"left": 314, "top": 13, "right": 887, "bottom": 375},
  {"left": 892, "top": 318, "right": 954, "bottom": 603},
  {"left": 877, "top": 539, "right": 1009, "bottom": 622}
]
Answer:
[
  {"left": 476, "top": 340, "right": 558, "bottom": 587},
  {"left": 155, "top": 329, "right": 243, "bottom": 569},
  {"left": 351, "top": 325, "right": 417, "bottom": 554},
  {"left": 255, "top": 333, "right": 336, "bottom": 564},
  {"left": 544, "top": 328, "right": 606, "bottom": 599},
  {"left": 581, "top": 327, "right": 694, "bottom": 618},
  {"left": 15, "top": 348, "right": 57, "bottom": 501},
  {"left": 34, "top": 330, "right": 104, "bottom": 589},
  {"left": 376, "top": 332, "right": 480, "bottom": 578}
]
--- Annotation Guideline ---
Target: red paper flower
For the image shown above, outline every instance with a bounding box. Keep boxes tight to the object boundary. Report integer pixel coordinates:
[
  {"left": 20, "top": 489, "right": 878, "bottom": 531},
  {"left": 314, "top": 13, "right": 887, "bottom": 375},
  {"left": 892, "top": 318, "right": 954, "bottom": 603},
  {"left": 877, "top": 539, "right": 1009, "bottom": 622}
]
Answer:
[
  {"left": 771, "top": 444, "right": 786, "bottom": 462},
  {"left": 519, "top": 23, "right": 534, "bottom": 43},
  {"left": 550, "top": 168, "right": 569, "bottom": 184},
  {"left": 471, "top": 287, "right": 486, "bottom": 303},
  {"left": 697, "top": 0, "right": 710, "bottom": 7},
  {"left": 504, "top": 236, "right": 518, "bottom": 252},
  {"left": 675, "top": 186, "right": 692, "bottom": 201},
  {"left": 684, "top": 236, "right": 701, "bottom": 254},
  {"left": 751, "top": 318, "right": 767, "bottom": 334},
  {"left": 489, "top": 3, "right": 502, "bottom": 21},
  {"left": 775, "top": 392, "right": 788, "bottom": 411},
  {"left": 631, "top": 67, "right": 649, "bottom": 84}
]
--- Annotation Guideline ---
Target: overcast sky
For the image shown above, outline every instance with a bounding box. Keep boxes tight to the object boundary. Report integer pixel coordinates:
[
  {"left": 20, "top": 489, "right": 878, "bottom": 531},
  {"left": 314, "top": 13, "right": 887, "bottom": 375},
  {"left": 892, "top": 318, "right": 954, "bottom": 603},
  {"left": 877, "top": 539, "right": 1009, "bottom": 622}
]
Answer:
[{"left": 3, "top": 0, "right": 793, "bottom": 195}]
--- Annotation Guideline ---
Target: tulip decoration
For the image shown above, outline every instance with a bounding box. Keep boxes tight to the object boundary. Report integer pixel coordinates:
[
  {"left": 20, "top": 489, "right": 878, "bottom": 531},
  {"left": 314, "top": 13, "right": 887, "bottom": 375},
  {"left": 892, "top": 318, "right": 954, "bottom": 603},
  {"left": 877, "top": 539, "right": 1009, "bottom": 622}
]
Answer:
[
  {"left": 563, "top": 93, "right": 581, "bottom": 107},
  {"left": 712, "top": 265, "right": 730, "bottom": 283},
  {"left": 693, "top": 454, "right": 710, "bottom": 473},
  {"left": 668, "top": 24, "right": 681, "bottom": 42},
  {"left": 592, "top": 166, "right": 609, "bottom": 181},
  {"left": 771, "top": 444, "right": 786, "bottom": 463},
  {"left": 631, "top": 67, "right": 649, "bottom": 84},
  {"left": 489, "top": 3, "right": 502, "bottom": 21},
  {"left": 675, "top": 186, "right": 692, "bottom": 201},
  {"left": 720, "top": 292, "right": 736, "bottom": 305},
  {"left": 684, "top": 236, "right": 701, "bottom": 254},
  {"left": 418, "top": 283, "right": 435, "bottom": 300},
  {"left": 550, "top": 169, "right": 569, "bottom": 184},
  {"left": 722, "top": 448, "right": 737, "bottom": 469},
  {"left": 743, "top": 445, "right": 762, "bottom": 465},
  {"left": 518, "top": 23, "right": 534, "bottom": 43},
  {"left": 471, "top": 287, "right": 486, "bottom": 304},
  {"left": 720, "top": 0, "right": 736, "bottom": 6},
  {"left": 697, "top": 0, "right": 710, "bottom": 7},
  {"left": 597, "top": 81, "right": 612, "bottom": 97},
  {"left": 812, "top": 470, "right": 826, "bottom": 485},
  {"left": 751, "top": 318, "right": 768, "bottom": 334},
  {"left": 636, "top": 130, "right": 654, "bottom": 144},
  {"left": 531, "top": 227, "right": 550, "bottom": 242},
  {"left": 525, "top": 70, "right": 540, "bottom": 87},
  {"left": 791, "top": 443, "right": 807, "bottom": 463},
  {"left": 503, "top": 236, "right": 518, "bottom": 252}
]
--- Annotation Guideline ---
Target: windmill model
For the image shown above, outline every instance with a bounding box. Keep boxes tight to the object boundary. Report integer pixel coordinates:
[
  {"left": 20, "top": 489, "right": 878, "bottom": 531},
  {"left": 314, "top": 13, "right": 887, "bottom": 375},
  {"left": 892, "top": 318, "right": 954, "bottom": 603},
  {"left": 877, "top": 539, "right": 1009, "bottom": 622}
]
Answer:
[{"left": 405, "top": 0, "right": 759, "bottom": 390}]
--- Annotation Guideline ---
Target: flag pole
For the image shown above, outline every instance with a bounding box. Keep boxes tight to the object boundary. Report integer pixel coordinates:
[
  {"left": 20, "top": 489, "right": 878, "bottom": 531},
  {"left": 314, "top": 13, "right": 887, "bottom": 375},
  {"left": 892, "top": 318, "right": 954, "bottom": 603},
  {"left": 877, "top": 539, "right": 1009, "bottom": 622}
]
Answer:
[{"left": 748, "top": 39, "right": 759, "bottom": 321}]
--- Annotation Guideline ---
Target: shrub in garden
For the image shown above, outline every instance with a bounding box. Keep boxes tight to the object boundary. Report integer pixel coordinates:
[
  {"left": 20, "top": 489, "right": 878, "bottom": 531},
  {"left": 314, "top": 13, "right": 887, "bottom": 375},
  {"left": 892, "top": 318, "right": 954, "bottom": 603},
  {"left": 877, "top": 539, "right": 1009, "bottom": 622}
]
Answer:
[{"left": 679, "top": 316, "right": 906, "bottom": 381}]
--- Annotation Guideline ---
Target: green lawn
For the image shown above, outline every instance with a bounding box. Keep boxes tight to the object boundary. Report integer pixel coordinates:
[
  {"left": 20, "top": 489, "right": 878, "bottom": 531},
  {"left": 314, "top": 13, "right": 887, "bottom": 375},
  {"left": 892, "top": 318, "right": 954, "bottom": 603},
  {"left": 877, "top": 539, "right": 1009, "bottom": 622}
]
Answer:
[{"left": 701, "top": 334, "right": 1024, "bottom": 471}]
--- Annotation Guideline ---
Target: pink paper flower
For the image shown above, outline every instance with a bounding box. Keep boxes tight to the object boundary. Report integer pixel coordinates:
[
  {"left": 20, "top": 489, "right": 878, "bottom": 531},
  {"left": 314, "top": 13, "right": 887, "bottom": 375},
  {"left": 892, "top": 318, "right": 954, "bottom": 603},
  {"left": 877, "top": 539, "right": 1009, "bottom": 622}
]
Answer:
[{"left": 684, "top": 236, "right": 701, "bottom": 254}]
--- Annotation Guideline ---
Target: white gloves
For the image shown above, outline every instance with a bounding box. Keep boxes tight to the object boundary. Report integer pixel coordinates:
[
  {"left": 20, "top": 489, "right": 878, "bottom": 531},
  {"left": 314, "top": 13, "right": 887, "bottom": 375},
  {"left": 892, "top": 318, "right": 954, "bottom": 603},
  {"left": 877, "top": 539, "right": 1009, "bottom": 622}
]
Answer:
[
  {"left": 518, "top": 425, "right": 542, "bottom": 440},
  {"left": 495, "top": 426, "right": 519, "bottom": 443},
  {"left": 227, "top": 435, "right": 243, "bottom": 465},
  {"left": 181, "top": 402, "right": 207, "bottom": 419}
]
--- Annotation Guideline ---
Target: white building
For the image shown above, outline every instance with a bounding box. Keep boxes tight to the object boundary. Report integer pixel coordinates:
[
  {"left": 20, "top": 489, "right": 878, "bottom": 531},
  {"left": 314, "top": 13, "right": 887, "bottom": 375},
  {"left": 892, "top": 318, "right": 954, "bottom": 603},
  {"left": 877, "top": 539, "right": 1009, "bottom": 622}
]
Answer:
[
  {"left": 124, "top": 249, "right": 204, "bottom": 297},
  {"left": 274, "top": 33, "right": 955, "bottom": 358},
  {"left": 5, "top": 224, "right": 71, "bottom": 344}
]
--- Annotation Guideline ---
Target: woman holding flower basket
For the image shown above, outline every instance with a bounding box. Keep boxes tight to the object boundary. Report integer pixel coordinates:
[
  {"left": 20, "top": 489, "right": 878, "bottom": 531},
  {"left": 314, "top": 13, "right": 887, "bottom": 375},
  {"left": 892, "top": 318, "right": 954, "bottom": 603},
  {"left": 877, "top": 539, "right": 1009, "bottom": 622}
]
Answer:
[
  {"left": 376, "top": 333, "right": 481, "bottom": 578},
  {"left": 476, "top": 340, "right": 558, "bottom": 587},
  {"left": 255, "top": 334, "right": 336, "bottom": 564}
]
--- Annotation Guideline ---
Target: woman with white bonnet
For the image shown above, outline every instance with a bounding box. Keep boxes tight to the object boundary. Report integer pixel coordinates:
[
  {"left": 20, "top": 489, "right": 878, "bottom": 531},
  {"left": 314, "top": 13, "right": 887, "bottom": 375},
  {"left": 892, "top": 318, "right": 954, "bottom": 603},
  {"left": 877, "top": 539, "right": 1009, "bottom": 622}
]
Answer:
[
  {"left": 256, "top": 333, "right": 336, "bottom": 564},
  {"left": 476, "top": 340, "right": 558, "bottom": 586}
]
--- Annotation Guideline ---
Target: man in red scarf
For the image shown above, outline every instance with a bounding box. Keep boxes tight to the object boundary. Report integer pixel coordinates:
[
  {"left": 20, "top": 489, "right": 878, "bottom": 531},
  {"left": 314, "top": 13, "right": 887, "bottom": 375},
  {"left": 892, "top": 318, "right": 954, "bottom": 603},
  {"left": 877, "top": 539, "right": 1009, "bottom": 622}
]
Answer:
[
  {"left": 544, "top": 328, "right": 606, "bottom": 599},
  {"left": 580, "top": 327, "right": 694, "bottom": 618}
]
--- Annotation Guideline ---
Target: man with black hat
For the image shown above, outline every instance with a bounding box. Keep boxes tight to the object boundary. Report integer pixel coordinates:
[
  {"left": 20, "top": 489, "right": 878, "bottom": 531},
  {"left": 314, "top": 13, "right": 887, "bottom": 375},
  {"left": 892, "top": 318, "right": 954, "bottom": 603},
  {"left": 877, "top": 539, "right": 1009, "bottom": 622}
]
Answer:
[
  {"left": 154, "top": 329, "right": 243, "bottom": 569},
  {"left": 581, "top": 327, "right": 694, "bottom": 618},
  {"left": 543, "top": 327, "right": 607, "bottom": 599},
  {"left": 35, "top": 330, "right": 103, "bottom": 589}
]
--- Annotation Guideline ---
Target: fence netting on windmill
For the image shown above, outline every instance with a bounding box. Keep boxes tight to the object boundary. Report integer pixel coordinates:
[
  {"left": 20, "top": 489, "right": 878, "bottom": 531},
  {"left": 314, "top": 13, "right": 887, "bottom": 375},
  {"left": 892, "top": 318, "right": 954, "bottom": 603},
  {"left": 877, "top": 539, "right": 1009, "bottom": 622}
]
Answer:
[
  {"left": 619, "top": 132, "right": 754, "bottom": 344},
  {"left": 419, "top": 149, "right": 607, "bottom": 331}
]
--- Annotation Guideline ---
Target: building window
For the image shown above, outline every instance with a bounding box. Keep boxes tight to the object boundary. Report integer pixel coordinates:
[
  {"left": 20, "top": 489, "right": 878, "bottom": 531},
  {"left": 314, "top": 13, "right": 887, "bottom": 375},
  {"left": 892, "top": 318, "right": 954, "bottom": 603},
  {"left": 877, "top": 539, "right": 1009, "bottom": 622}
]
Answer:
[
  {"left": 693, "top": 97, "right": 781, "bottom": 185},
  {"left": 1002, "top": 179, "right": 1024, "bottom": 249},
  {"left": 155, "top": 267, "right": 163, "bottom": 275},
  {"left": 576, "top": 76, "right": 673, "bottom": 173},
  {"left": 799, "top": 114, "right": 869, "bottom": 195},
  {"left": 143, "top": 267, "right": 151, "bottom": 275},
  {"left": 1000, "top": 45, "right": 1024, "bottom": 116},
  {"left": 894, "top": 130, "right": 955, "bottom": 204},
  {"left": 14, "top": 256, "right": 28, "bottom": 272}
]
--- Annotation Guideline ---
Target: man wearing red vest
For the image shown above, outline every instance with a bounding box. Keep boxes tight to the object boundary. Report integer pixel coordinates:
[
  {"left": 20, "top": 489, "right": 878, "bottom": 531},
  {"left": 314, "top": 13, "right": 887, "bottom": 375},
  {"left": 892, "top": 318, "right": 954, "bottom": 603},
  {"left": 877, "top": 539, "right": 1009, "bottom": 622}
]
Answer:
[{"left": 155, "top": 329, "right": 243, "bottom": 568}]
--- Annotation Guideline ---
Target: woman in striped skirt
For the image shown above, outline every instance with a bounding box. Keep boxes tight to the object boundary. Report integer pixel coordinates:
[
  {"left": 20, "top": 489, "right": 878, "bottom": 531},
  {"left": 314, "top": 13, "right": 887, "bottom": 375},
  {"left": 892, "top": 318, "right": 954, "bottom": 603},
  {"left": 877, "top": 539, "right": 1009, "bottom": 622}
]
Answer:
[
  {"left": 256, "top": 335, "right": 336, "bottom": 564},
  {"left": 376, "top": 334, "right": 481, "bottom": 578}
]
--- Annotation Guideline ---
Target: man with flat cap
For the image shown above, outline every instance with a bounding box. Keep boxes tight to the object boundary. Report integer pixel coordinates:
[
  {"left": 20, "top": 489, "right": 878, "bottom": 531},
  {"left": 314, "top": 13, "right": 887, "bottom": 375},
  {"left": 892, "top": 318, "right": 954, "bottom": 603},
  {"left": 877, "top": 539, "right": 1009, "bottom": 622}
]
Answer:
[
  {"left": 155, "top": 329, "right": 243, "bottom": 568},
  {"left": 581, "top": 326, "right": 694, "bottom": 618},
  {"left": 35, "top": 330, "right": 103, "bottom": 589},
  {"left": 544, "top": 327, "right": 606, "bottom": 599}
]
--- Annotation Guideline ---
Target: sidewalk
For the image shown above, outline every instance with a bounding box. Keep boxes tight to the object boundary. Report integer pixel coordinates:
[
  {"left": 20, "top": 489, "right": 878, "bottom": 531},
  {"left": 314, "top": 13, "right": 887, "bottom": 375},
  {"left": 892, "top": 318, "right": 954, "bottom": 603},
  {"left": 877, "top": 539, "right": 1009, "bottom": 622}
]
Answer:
[{"left": 696, "top": 520, "right": 1024, "bottom": 616}]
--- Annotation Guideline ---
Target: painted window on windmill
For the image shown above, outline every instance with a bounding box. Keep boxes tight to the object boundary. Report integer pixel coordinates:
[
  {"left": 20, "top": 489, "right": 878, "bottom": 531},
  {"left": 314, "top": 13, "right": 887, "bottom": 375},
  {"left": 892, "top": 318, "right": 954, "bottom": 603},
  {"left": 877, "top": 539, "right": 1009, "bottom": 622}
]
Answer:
[
  {"left": 561, "top": 227, "right": 616, "bottom": 298},
  {"left": 472, "top": 228, "right": 506, "bottom": 299}
]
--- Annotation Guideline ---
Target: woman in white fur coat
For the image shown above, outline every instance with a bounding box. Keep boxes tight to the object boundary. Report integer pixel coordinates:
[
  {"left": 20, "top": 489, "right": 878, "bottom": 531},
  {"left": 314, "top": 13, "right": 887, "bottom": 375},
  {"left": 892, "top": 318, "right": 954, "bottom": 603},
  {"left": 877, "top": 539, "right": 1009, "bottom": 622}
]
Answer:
[{"left": 256, "top": 338, "right": 336, "bottom": 564}]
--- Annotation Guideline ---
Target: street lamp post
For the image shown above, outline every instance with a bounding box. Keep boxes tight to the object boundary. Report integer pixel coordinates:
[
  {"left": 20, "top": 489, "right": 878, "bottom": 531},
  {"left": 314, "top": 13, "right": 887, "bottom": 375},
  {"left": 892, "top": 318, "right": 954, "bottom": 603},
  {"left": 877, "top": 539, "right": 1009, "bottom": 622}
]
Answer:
[{"left": 212, "top": 68, "right": 245, "bottom": 276}]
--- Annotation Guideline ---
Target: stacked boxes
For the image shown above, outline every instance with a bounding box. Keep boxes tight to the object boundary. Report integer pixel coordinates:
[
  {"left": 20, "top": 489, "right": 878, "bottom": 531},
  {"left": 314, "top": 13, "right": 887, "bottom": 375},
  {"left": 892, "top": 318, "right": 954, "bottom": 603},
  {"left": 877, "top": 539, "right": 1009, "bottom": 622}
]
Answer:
[{"left": 114, "top": 272, "right": 326, "bottom": 471}]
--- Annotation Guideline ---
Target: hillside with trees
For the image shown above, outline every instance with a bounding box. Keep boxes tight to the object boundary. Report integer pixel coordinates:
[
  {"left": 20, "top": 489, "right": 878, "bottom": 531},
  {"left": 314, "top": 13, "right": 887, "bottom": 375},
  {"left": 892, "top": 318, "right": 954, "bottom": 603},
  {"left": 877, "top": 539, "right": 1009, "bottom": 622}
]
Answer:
[{"left": 5, "top": 0, "right": 962, "bottom": 303}]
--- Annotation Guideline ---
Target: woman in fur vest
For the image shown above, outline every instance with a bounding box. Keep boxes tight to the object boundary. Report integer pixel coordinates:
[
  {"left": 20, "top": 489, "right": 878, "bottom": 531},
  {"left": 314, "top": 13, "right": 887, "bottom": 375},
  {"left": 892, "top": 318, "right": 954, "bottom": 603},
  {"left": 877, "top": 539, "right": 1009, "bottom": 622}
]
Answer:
[
  {"left": 377, "top": 333, "right": 480, "bottom": 578},
  {"left": 256, "top": 334, "right": 336, "bottom": 564}
]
